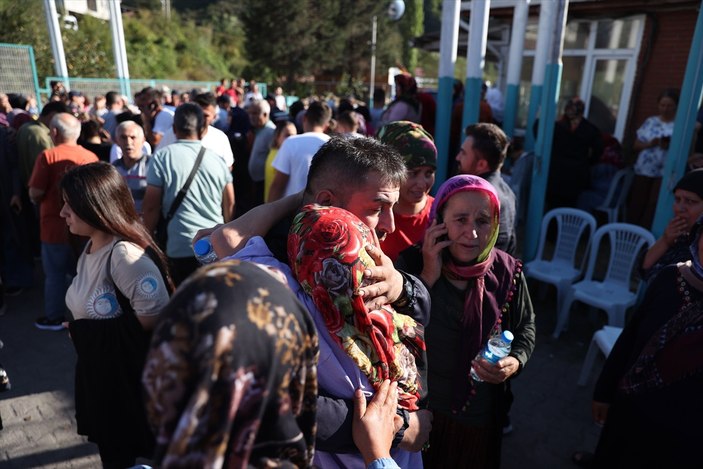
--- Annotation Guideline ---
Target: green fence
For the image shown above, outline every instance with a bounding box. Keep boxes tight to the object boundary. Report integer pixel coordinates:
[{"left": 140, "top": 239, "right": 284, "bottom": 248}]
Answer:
[
  {"left": 0, "top": 43, "right": 41, "bottom": 103},
  {"left": 43, "top": 77, "right": 220, "bottom": 103}
]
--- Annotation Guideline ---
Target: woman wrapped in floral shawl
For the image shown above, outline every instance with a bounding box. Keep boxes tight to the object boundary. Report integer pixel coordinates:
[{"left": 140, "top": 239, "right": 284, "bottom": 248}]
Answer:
[
  {"left": 288, "top": 204, "right": 427, "bottom": 411},
  {"left": 142, "top": 260, "right": 319, "bottom": 468}
]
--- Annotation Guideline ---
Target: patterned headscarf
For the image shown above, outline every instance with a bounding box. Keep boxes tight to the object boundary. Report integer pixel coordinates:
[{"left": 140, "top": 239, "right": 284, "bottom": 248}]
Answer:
[
  {"left": 430, "top": 174, "right": 501, "bottom": 264},
  {"left": 377, "top": 121, "right": 437, "bottom": 169},
  {"left": 430, "top": 175, "right": 521, "bottom": 411},
  {"left": 142, "top": 260, "right": 319, "bottom": 468},
  {"left": 288, "top": 204, "right": 426, "bottom": 410}
]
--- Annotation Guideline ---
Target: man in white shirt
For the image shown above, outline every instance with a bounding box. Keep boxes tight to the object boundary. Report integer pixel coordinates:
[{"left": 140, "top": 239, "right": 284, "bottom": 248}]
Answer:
[
  {"left": 136, "top": 87, "right": 174, "bottom": 148},
  {"left": 155, "top": 92, "right": 234, "bottom": 171},
  {"left": 268, "top": 101, "right": 331, "bottom": 201}
]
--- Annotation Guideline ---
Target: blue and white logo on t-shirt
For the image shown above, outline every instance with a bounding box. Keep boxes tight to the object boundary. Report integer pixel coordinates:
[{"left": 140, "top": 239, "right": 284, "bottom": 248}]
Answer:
[
  {"left": 136, "top": 273, "right": 159, "bottom": 298},
  {"left": 87, "top": 286, "right": 120, "bottom": 319}
]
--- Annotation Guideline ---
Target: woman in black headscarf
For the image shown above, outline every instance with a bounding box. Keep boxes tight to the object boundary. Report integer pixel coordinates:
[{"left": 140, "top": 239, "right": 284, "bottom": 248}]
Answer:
[{"left": 587, "top": 217, "right": 703, "bottom": 466}]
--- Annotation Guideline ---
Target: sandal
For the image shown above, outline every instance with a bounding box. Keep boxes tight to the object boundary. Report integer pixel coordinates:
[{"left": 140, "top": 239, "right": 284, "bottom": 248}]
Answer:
[{"left": 572, "top": 451, "right": 595, "bottom": 467}]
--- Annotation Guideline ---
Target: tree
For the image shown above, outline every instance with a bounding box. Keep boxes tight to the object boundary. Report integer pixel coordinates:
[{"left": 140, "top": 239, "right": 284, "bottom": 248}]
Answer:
[{"left": 238, "top": 0, "right": 347, "bottom": 89}]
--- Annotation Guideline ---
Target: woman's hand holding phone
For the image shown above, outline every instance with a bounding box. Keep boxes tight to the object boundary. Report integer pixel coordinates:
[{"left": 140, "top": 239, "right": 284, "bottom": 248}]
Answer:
[{"left": 420, "top": 218, "right": 452, "bottom": 288}]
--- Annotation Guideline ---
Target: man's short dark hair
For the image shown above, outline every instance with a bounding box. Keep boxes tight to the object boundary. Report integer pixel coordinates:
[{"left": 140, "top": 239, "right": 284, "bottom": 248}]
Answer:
[
  {"left": 139, "top": 86, "right": 163, "bottom": 104},
  {"left": 173, "top": 103, "right": 204, "bottom": 137},
  {"left": 8, "top": 93, "right": 28, "bottom": 110},
  {"left": 305, "top": 101, "right": 332, "bottom": 128},
  {"left": 193, "top": 92, "right": 217, "bottom": 109},
  {"left": 464, "top": 123, "right": 509, "bottom": 171},
  {"left": 306, "top": 137, "right": 406, "bottom": 198},
  {"left": 40, "top": 101, "right": 70, "bottom": 118},
  {"left": 105, "top": 91, "right": 120, "bottom": 107},
  {"left": 216, "top": 95, "right": 231, "bottom": 106}
]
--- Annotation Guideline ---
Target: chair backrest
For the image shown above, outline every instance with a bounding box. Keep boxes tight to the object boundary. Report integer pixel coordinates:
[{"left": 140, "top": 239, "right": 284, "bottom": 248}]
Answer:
[
  {"left": 535, "top": 208, "right": 597, "bottom": 267},
  {"left": 600, "top": 167, "right": 634, "bottom": 211},
  {"left": 583, "top": 223, "right": 656, "bottom": 290}
]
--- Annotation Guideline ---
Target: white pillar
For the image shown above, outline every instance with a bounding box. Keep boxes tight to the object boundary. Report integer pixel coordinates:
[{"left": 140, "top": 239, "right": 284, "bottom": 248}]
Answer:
[
  {"left": 109, "top": 0, "right": 131, "bottom": 99},
  {"left": 43, "top": 0, "right": 69, "bottom": 86}
]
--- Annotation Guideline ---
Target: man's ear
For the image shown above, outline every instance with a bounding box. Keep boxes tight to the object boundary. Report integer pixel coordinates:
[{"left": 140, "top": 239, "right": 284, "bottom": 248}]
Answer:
[
  {"left": 314, "top": 189, "right": 336, "bottom": 207},
  {"left": 477, "top": 157, "right": 490, "bottom": 174}
]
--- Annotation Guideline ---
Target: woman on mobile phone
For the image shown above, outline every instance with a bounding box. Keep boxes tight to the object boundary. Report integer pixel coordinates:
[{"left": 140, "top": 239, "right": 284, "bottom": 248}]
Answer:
[{"left": 396, "top": 175, "right": 535, "bottom": 468}]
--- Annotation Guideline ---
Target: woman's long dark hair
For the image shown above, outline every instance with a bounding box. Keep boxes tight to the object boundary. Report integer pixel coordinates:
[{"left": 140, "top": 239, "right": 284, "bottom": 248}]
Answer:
[{"left": 60, "top": 161, "right": 174, "bottom": 291}]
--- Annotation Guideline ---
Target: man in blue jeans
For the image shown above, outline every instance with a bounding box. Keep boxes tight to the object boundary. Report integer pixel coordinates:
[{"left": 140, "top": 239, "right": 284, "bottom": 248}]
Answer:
[{"left": 28, "top": 113, "right": 97, "bottom": 330}]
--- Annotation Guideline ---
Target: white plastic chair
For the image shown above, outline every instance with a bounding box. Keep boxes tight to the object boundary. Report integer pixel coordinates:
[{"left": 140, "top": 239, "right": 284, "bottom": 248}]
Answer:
[
  {"left": 594, "top": 167, "right": 634, "bottom": 224},
  {"left": 553, "top": 223, "right": 655, "bottom": 338},
  {"left": 577, "top": 326, "right": 623, "bottom": 386},
  {"left": 524, "top": 208, "right": 597, "bottom": 314}
]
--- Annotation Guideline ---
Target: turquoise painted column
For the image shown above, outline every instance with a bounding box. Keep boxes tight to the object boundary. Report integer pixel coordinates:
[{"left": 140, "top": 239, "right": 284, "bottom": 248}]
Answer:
[
  {"left": 651, "top": 5, "right": 703, "bottom": 237},
  {"left": 461, "top": 0, "right": 491, "bottom": 131},
  {"left": 524, "top": 0, "right": 555, "bottom": 151},
  {"left": 503, "top": 0, "right": 530, "bottom": 139},
  {"left": 434, "top": 0, "right": 462, "bottom": 190},
  {"left": 524, "top": 0, "right": 569, "bottom": 262}
]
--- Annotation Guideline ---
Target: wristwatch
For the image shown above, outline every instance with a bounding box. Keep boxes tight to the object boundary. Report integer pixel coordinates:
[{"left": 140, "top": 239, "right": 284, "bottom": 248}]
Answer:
[{"left": 391, "top": 271, "right": 415, "bottom": 313}]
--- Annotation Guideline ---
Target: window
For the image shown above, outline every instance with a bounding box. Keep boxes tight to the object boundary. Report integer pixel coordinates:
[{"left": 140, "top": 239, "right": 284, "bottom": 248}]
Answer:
[{"left": 518, "top": 15, "right": 644, "bottom": 140}]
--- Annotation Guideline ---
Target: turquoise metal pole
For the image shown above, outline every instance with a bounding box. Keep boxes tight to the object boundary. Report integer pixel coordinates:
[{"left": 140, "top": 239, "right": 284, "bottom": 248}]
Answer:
[
  {"left": 433, "top": 0, "right": 461, "bottom": 190},
  {"left": 503, "top": 0, "right": 530, "bottom": 139},
  {"left": 650, "top": 5, "right": 703, "bottom": 238},
  {"left": 461, "top": 0, "right": 490, "bottom": 131},
  {"left": 524, "top": 0, "right": 569, "bottom": 262}
]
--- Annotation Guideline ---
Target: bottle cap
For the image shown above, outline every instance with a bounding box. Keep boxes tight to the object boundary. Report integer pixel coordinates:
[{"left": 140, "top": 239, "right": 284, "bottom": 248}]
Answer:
[
  {"left": 501, "top": 330, "right": 514, "bottom": 344},
  {"left": 193, "top": 238, "right": 212, "bottom": 256}
]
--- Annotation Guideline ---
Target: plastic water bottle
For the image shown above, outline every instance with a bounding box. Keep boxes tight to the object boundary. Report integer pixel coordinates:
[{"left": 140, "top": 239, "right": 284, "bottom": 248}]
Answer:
[
  {"left": 193, "top": 236, "right": 219, "bottom": 265},
  {"left": 470, "top": 330, "right": 514, "bottom": 382}
]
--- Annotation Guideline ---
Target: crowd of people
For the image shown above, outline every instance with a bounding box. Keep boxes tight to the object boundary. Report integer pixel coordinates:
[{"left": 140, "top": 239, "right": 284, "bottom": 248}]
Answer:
[{"left": 0, "top": 69, "right": 701, "bottom": 468}]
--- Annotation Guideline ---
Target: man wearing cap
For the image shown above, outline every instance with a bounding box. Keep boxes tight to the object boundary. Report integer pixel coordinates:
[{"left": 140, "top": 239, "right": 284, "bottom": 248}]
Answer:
[
  {"left": 378, "top": 121, "right": 438, "bottom": 261},
  {"left": 456, "top": 122, "right": 517, "bottom": 255}
]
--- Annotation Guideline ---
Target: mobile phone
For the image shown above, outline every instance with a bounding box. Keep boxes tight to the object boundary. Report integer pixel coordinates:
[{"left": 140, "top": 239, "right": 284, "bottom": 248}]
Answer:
[{"left": 436, "top": 212, "right": 448, "bottom": 242}]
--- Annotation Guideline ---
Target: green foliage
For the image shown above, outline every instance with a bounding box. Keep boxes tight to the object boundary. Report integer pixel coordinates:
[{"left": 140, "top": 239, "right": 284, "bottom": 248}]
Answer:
[
  {"left": 0, "top": 0, "right": 430, "bottom": 97},
  {"left": 0, "top": 0, "right": 53, "bottom": 81},
  {"left": 0, "top": 0, "right": 246, "bottom": 85},
  {"left": 397, "top": 0, "right": 424, "bottom": 71}
]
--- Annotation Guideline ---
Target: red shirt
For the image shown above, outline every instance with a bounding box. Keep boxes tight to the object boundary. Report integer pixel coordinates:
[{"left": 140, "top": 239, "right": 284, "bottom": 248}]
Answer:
[
  {"left": 381, "top": 195, "right": 434, "bottom": 262},
  {"left": 28, "top": 144, "right": 98, "bottom": 243}
]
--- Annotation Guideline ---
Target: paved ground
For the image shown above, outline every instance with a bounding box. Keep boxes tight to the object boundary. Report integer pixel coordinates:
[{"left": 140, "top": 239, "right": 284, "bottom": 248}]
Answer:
[{"left": 0, "top": 269, "right": 605, "bottom": 468}]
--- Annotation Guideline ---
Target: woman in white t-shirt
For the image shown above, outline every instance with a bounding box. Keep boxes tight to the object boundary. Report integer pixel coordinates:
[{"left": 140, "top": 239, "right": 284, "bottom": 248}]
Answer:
[
  {"left": 628, "top": 88, "right": 679, "bottom": 228},
  {"left": 59, "top": 162, "right": 172, "bottom": 468}
]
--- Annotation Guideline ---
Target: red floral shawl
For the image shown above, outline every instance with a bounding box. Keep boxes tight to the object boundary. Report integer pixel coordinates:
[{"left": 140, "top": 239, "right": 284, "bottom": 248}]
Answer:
[{"left": 288, "top": 204, "right": 426, "bottom": 410}]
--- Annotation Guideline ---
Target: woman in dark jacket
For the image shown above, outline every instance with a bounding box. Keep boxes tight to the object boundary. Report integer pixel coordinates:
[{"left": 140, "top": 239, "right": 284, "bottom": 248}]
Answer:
[{"left": 397, "top": 174, "right": 536, "bottom": 468}]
